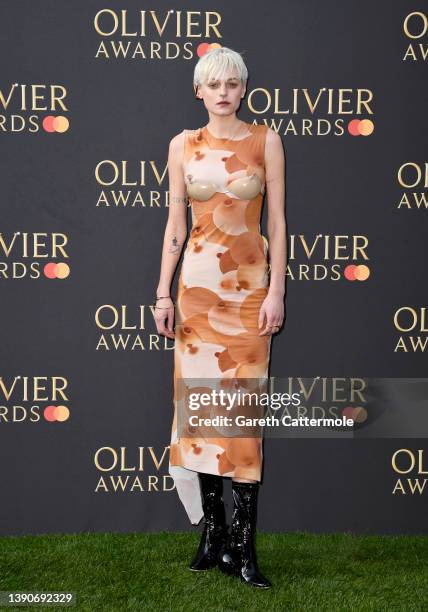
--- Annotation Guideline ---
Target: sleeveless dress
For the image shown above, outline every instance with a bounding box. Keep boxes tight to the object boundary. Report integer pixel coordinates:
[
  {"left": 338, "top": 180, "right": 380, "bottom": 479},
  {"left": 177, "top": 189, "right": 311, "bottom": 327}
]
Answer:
[{"left": 168, "top": 122, "right": 271, "bottom": 524}]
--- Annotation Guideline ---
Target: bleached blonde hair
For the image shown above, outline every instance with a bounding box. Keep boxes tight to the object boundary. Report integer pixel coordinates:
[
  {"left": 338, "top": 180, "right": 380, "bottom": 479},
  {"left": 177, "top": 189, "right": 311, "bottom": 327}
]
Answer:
[{"left": 193, "top": 47, "right": 248, "bottom": 92}]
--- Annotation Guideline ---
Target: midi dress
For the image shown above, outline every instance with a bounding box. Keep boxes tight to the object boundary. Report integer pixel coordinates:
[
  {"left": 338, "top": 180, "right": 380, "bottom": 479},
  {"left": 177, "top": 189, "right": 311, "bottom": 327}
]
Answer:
[{"left": 168, "top": 122, "right": 271, "bottom": 524}]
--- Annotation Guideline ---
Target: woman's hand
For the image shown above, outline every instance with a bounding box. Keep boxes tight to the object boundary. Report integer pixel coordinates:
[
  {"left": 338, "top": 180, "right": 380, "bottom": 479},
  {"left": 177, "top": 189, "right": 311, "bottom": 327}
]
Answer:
[
  {"left": 258, "top": 290, "right": 285, "bottom": 336},
  {"left": 154, "top": 297, "right": 175, "bottom": 339}
]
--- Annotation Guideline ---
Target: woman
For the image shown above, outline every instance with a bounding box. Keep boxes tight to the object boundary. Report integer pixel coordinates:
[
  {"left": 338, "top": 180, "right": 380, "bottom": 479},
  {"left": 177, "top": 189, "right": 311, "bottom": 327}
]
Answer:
[{"left": 155, "top": 47, "right": 286, "bottom": 589}]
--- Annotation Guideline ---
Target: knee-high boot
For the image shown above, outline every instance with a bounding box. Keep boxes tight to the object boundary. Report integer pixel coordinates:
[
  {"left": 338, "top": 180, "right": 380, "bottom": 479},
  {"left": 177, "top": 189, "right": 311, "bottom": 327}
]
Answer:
[
  {"left": 189, "top": 472, "right": 228, "bottom": 571},
  {"left": 218, "top": 481, "right": 272, "bottom": 588}
]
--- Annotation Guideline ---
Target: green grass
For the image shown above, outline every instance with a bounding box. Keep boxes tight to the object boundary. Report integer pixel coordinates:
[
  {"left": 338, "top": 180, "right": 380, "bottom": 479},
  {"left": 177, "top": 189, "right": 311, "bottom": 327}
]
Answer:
[{"left": 0, "top": 531, "right": 427, "bottom": 611}]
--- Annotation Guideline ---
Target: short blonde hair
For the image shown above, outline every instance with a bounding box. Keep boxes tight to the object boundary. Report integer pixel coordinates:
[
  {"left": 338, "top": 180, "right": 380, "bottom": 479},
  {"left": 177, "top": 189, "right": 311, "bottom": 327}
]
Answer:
[{"left": 193, "top": 47, "right": 248, "bottom": 92}]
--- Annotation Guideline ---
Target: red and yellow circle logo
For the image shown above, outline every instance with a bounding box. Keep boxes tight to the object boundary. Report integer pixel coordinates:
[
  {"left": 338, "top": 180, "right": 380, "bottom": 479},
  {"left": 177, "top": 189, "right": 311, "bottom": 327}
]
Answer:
[
  {"left": 44, "top": 405, "right": 70, "bottom": 422},
  {"left": 344, "top": 264, "right": 370, "bottom": 281},
  {"left": 42, "top": 116, "right": 70, "bottom": 133},
  {"left": 43, "top": 262, "right": 70, "bottom": 279},
  {"left": 196, "top": 42, "right": 222, "bottom": 57},
  {"left": 348, "top": 119, "right": 374, "bottom": 136}
]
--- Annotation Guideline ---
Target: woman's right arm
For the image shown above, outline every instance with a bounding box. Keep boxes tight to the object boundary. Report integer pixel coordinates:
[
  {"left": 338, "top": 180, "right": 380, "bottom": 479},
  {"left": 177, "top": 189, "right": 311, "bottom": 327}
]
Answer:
[{"left": 154, "top": 130, "right": 188, "bottom": 339}]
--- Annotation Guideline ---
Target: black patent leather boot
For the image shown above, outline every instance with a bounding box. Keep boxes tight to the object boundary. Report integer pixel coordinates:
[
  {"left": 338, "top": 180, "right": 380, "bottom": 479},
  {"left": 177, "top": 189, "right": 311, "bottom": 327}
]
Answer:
[
  {"left": 218, "top": 481, "right": 272, "bottom": 588},
  {"left": 189, "top": 472, "right": 228, "bottom": 571}
]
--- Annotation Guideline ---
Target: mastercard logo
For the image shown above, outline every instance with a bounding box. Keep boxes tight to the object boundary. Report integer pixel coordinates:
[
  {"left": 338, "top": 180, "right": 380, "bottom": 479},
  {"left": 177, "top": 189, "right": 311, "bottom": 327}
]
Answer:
[
  {"left": 342, "top": 406, "right": 367, "bottom": 423},
  {"left": 348, "top": 119, "right": 374, "bottom": 136},
  {"left": 44, "top": 405, "right": 70, "bottom": 422},
  {"left": 197, "top": 42, "right": 222, "bottom": 57},
  {"left": 43, "top": 262, "right": 70, "bottom": 279},
  {"left": 344, "top": 264, "right": 370, "bottom": 281},
  {"left": 42, "top": 116, "right": 69, "bottom": 133}
]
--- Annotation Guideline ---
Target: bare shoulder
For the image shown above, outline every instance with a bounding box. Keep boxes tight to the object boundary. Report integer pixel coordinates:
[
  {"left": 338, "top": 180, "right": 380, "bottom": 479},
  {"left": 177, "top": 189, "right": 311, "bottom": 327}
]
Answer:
[
  {"left": 169, "top": 129, "right": 186, "bottom": 153},
  {"left": 265, "top": 126, "right": 285, "bottom": 157},
  {"left": 265, "top": 126, "right": 282, "bottom": 146}
]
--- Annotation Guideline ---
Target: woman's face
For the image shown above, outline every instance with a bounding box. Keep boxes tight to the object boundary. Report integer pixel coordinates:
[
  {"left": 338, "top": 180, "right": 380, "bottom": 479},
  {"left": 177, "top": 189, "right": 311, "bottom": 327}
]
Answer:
[{"left": 196, "top": 71, "right": 246, "bottom": 115}]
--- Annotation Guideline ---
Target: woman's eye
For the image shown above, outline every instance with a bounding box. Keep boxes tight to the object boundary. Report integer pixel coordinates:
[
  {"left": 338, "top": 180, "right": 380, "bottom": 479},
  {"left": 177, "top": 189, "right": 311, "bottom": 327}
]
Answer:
[{"left": 207, "top": 82, "right": 238, "bottom": 88}]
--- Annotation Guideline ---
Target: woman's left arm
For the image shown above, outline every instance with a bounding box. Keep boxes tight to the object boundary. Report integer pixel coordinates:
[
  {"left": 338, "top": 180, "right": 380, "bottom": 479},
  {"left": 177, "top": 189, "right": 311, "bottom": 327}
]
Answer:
[{"left": 258, "top": 128, "right": 287, "bottom": 336}]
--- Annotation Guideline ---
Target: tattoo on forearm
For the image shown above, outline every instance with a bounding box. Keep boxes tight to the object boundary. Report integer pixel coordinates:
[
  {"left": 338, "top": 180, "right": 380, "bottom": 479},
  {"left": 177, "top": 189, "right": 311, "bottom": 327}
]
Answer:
[
  {"left": 168, "top": 236, "right": 181, "bottom": 253},
  {"left": 170, "top": 195, "right": 188, "bottom": 204}
]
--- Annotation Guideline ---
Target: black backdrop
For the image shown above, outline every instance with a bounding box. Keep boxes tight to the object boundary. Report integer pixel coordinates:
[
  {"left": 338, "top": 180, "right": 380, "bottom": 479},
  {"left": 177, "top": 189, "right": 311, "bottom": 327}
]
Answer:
[{"left": 0, "top": 1, "right": 427, "bottom": 536}]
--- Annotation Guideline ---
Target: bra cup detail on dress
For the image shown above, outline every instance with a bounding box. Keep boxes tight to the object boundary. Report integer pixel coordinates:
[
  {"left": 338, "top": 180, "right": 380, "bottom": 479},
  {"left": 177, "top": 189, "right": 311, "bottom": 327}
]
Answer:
[
  {"left": 227, "top": 174, "right": 263, "bottom": 200},
  {"left": 186, "top": 180, "right": 217, "bottom": 201},
  {"left": 186, "top": 175, "right": 263, "bottom": 202},
  {"left": 184, "top": 127, "right": 266, "bottom": 201}
]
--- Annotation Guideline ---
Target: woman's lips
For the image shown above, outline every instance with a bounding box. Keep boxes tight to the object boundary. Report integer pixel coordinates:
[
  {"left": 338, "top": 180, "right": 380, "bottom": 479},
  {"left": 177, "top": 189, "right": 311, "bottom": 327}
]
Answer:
[{"left": 217, "top": 101, "right": 230, "bottom": 105}]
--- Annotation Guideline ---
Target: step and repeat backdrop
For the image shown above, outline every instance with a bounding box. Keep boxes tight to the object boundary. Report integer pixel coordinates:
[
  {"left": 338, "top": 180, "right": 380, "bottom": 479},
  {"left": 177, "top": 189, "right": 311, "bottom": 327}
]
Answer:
[{"left": 1, "top": 1, "right": 427, "bottom": 536}]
